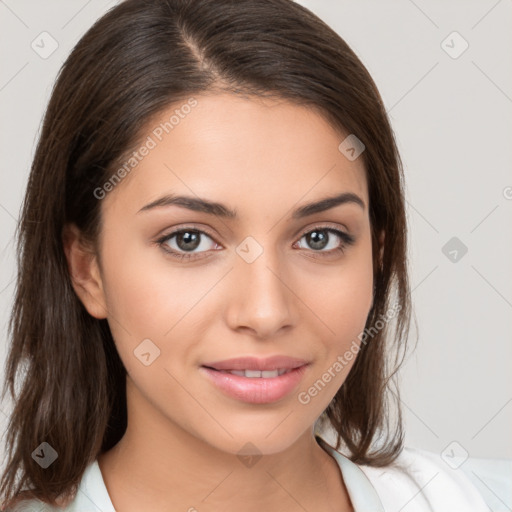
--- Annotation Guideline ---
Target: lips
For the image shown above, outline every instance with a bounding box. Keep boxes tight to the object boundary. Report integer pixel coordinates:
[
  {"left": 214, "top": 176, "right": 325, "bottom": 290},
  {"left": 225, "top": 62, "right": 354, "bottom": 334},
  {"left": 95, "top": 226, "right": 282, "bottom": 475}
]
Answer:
[
  {"left": 199, "top": 363, "right": 309, "bottom": 404},
  {"left": 200, "top": 355, "right": 311, "bottom": 403}
]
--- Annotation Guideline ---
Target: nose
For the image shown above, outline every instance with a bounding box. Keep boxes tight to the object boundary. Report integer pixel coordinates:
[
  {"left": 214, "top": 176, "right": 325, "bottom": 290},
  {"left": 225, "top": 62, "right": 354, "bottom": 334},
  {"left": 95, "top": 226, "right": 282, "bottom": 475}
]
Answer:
[{"left": 225, "top": 248, "right": 297, "bottom": 339}]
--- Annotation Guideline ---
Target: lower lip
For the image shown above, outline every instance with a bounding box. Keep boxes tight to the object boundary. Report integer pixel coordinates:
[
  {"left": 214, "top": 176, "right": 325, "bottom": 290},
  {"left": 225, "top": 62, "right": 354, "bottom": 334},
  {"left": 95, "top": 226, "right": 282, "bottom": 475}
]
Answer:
[{"left": 199, "top": 365, "right": 309, "bottom": 404}]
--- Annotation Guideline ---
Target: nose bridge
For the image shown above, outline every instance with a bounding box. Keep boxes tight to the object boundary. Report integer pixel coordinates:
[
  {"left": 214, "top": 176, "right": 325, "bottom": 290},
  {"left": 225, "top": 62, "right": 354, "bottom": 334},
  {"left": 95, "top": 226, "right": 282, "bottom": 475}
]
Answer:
[{"left": 227, "top": 235, "right": 295, "bottom": 337}]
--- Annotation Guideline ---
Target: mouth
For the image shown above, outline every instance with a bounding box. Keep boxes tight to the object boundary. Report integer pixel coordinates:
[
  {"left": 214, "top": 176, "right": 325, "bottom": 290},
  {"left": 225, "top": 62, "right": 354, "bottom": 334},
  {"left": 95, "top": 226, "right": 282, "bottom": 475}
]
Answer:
[
  {"left": 199, "top": 360, "right": 310, "bottom": 404},
  {"left": 201, "top": 367, "right": 295, "bottom": 378},
  {"left": 201, "top": 354, "right": 309, "bottom": 372}
]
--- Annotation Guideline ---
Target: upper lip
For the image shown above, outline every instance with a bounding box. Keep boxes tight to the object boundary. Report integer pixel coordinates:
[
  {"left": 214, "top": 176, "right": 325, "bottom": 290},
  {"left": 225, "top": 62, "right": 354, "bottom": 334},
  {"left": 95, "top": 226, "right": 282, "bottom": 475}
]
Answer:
[{"left": 202, "top": 355, "right": 309, "bottom": 371}]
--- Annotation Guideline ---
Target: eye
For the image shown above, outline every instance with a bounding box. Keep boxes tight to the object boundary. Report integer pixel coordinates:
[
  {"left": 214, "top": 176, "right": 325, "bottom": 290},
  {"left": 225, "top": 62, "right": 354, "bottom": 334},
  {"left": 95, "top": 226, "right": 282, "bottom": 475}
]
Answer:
[
  {"left": 294, "top": 226, "right": 355, "bottom": 257},
  {"left": 156, "top": 227, "right": 220, "bottom": 261},
  {"left": 156, "top": 224, "right": 355, "bottom": 262}
]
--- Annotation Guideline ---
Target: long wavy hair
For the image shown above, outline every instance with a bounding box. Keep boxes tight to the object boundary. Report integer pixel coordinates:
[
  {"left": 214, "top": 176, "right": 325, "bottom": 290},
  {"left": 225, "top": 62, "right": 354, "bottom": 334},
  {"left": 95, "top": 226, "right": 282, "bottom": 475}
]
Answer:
[{"left": 1, "top": 0, "right": 413, "bottom": 507}]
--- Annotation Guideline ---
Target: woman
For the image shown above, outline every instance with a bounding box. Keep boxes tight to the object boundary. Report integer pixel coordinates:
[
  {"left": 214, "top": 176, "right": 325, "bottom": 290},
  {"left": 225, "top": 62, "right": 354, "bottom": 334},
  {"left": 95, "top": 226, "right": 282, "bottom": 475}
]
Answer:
[{"left": 0, "top": 0, "right": 493, "bottom": 510}]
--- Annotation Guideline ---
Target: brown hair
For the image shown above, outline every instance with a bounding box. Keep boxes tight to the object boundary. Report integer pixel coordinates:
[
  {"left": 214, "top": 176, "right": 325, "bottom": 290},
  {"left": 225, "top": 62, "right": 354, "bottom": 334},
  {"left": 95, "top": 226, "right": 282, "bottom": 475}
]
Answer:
[{"left": 1, "top": 0, "right": 412, "bottom": 507}]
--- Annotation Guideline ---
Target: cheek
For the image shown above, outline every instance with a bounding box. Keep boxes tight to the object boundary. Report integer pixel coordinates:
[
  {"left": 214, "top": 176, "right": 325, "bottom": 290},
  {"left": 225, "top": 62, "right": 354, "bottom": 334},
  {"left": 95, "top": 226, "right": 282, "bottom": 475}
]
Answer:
[
  {"left": 98, "top": 235, "right": 225, "bottom": 379},
  {"left": 295, "top": 245, "right": 373, "bottom": 410},
  {"left": 308, "top": 242, "right": 374, "bottom": 343},
  {"left": 100, "top": 235, "right": 201, "bottom": 333},
  {"left": 98, "top": 239, "right": 203, "bottom": 392}
]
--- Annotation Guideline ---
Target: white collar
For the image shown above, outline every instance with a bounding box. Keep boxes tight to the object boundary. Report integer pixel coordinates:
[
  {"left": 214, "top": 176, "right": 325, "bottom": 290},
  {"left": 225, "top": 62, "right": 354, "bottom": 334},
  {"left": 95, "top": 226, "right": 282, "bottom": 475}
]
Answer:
[{"left": 315, "top": 433, "right": 385, "bottom": 511}]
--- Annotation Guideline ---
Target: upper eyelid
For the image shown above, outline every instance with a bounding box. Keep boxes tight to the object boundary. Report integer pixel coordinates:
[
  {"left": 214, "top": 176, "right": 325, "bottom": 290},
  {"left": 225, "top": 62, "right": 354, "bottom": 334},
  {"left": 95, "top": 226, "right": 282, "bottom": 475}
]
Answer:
[{"left": 296, "top": 222, "right": 350, "bottom": 238}]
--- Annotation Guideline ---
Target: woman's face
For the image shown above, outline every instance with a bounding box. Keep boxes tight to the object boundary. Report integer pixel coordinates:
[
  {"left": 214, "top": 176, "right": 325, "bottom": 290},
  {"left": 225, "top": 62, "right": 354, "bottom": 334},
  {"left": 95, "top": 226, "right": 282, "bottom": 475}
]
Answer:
[{"left": 75, "top": 93, "right": 374, "bottom": 455}]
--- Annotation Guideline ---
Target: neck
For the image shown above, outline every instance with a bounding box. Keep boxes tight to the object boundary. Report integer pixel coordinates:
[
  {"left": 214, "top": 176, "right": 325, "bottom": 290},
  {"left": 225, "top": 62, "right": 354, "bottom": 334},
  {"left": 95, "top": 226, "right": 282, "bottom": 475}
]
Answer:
[{"left": 97, "top": 377, "right": 352, "bottom": 512}]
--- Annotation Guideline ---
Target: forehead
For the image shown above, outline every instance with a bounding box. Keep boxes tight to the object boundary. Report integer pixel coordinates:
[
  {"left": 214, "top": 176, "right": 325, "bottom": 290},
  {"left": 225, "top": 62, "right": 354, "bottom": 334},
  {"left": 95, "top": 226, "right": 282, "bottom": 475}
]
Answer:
[{"left": 102, "top": 93, "right": 368, "bottom": 218}]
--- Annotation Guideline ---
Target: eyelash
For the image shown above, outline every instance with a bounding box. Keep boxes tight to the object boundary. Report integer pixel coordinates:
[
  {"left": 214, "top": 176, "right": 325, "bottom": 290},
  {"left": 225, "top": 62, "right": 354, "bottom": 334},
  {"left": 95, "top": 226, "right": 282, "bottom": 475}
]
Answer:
[{"left": 155, "top": 224, "right": 355, "bottom": 262}]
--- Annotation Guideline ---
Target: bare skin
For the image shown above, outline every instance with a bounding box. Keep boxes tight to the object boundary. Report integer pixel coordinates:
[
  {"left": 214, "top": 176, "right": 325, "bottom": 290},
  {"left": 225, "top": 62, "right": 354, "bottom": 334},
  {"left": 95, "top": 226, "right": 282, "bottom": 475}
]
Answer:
[{"left": 64, "top": 92, "right": 377, "bottom": 511}]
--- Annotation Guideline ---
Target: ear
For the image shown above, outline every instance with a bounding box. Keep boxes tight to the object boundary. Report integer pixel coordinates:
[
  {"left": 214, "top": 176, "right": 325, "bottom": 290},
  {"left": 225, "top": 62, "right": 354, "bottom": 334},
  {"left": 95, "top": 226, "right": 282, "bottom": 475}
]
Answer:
[{"left": 62, "top": 223, "right": 108, "bottom": 319}]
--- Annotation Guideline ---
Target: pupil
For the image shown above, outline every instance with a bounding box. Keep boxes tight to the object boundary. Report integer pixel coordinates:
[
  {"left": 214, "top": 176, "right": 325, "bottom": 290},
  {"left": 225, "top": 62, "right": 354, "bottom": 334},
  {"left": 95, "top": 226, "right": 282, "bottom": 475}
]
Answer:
[
  {"left": 308, "top": 230, "right": 328, "bottom": 250},
  {"left": 177, "top": 231, "right": 200, "bottom": 251}
]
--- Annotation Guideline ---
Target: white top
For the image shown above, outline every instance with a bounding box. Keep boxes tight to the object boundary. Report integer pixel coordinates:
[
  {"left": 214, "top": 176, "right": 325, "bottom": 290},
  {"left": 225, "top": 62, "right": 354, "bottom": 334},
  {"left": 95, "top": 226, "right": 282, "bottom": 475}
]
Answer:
[{"left": 9, "top": 434, "right": 511, "bottom": 511}]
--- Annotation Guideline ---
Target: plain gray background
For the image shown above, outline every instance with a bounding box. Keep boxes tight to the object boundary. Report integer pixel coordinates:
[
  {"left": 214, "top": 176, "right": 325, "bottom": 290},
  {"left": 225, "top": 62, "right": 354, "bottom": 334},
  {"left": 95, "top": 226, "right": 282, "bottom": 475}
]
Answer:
[{"left": 0, "top": 0, "right": 511, "bottom": 468}]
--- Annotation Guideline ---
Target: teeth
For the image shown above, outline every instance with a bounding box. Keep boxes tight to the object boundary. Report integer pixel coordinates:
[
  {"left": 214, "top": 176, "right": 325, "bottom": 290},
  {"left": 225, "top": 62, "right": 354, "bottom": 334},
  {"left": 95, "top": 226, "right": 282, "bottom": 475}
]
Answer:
[
  {"left": 246, "top": 369, "right": 266, "bottom": 378},
  {"left": 229, "top": 370, "right": 247, "bottom": 377},
  {"left": 219, "top": 368, "right": 292, "bottom": 378}
]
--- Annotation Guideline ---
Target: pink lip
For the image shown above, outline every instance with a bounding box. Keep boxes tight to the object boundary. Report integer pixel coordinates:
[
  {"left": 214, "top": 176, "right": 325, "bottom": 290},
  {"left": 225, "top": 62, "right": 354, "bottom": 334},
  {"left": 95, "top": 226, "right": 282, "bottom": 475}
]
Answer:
[
  {"left": 199, "top": 363, "right": 310, "bottom": 404},
  {"left": 201, "top": 355, "right": 309, "bottom": 371}
]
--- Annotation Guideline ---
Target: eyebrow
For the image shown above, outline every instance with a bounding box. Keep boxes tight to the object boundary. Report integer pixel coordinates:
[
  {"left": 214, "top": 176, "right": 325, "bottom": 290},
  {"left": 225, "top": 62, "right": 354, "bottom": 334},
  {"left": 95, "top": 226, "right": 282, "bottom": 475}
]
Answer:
[{"left": 137, "top": 192, "right": 365, "bottom": 219}]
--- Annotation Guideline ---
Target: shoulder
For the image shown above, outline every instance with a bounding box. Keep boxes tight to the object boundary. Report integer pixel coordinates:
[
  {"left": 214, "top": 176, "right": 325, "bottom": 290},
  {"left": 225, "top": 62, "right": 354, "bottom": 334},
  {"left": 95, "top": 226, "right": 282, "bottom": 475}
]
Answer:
[
  {"left": 5, "top": 498, "right": 63, "bottom": 511},
  {"left": 4, "top": 460, "right": 115, "bottom": 512},
  {"left": 358, "top": 445, "right": 505, "bottom": 512},
  {"left": 4, "top": 492, "right": 72, "bottom": 511}
]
